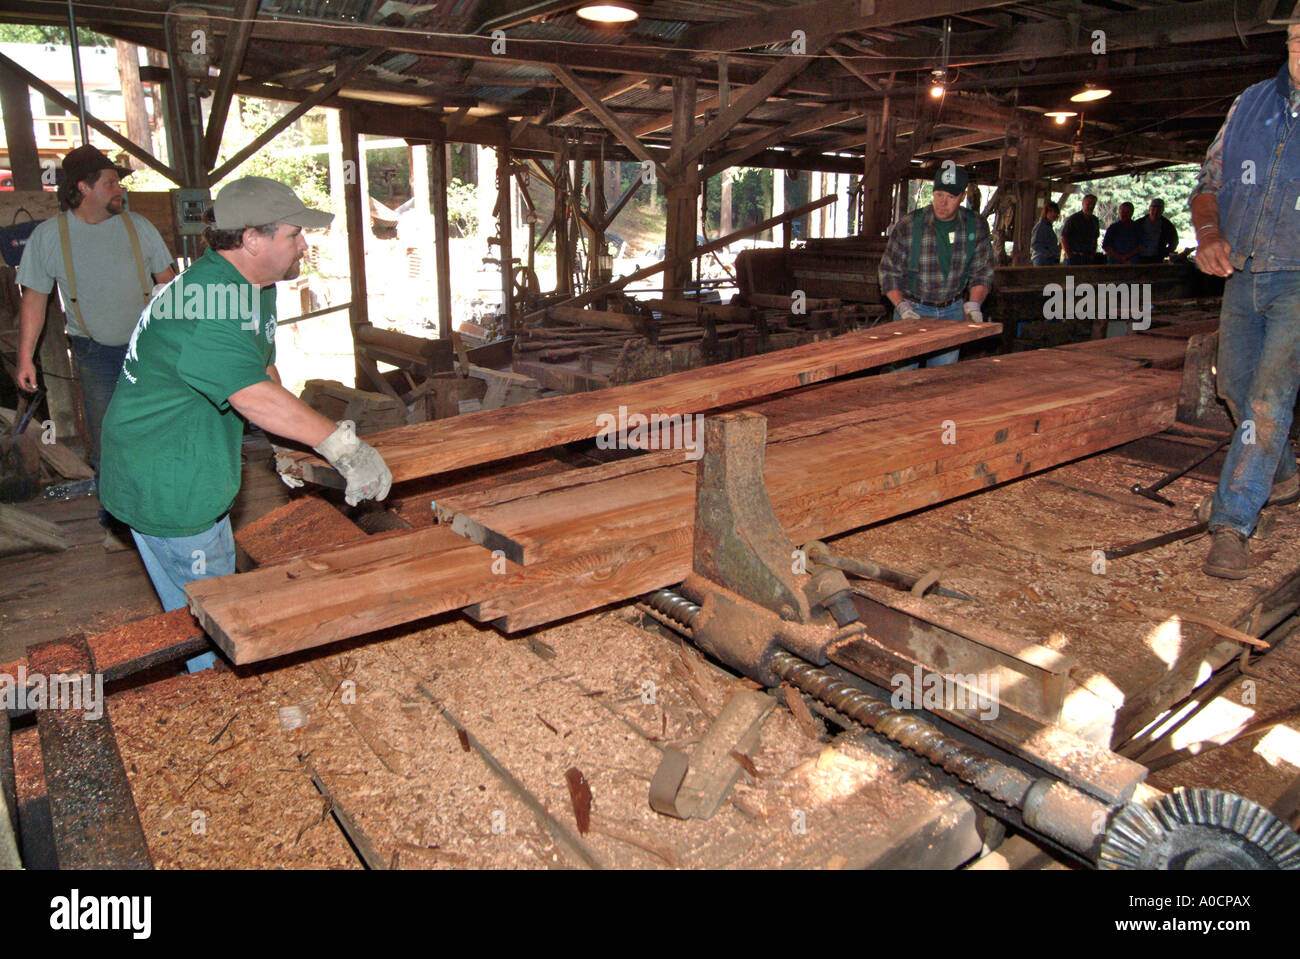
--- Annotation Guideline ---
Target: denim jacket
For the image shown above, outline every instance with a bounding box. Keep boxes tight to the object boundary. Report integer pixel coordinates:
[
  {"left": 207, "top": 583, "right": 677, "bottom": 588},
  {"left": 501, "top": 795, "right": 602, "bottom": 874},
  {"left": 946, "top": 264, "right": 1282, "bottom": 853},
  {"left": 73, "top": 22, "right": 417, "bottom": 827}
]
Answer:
[{"left": 1218, "top": 64, "right": 1300, "bottom": 271}]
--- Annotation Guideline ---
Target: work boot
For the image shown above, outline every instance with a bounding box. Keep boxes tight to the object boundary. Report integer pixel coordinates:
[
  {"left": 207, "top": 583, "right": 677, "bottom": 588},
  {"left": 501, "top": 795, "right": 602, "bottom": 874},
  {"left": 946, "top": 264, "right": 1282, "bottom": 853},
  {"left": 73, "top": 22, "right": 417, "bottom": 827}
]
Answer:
[
  {"left": 1267, "top": 473, "right": 1300, "bottom": 507},
  {"left": 1203, "top": 528, "right": 1249, "bottom": 580}
]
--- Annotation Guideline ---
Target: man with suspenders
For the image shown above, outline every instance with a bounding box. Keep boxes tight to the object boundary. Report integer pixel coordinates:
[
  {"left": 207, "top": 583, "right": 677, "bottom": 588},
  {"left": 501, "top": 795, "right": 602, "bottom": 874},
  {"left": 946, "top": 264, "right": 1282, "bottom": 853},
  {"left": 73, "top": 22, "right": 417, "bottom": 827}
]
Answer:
[
  {"left": 14, "top": 146, "right": 176, "bottom": 548},
  {"left": 878, "top": 164, "right": 994, "bottom": 367}
]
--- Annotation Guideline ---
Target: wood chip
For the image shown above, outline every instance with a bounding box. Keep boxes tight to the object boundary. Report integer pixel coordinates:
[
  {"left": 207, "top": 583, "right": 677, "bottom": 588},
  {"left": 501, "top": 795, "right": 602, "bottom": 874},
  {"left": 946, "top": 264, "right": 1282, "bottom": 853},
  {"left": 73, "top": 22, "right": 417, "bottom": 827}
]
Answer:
[
  {"left": 564, "top": 767, "right": 592, "bottom": 835},
  {"left": 783, "top": 684, "right": 821, "bottom": 741},
  {"left": 730, "top": 750, "right": 760, "bottom": 780}
]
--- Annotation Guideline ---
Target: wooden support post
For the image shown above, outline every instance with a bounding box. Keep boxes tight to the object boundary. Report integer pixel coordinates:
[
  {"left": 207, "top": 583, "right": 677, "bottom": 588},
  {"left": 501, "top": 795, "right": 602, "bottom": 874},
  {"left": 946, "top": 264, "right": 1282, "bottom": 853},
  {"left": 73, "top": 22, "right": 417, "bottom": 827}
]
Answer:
[
  {"left": 431, "top": 129, "right": 453, "bottom": 340},
  {"left": 591, "top": 157, "right": 609, "bottom": 298},
  {"left": 498, "top": 146, "right": 514, "bottom": 328},
  {"left": 202, "top": 0, "right": 259, "bottom": 169},
  {"left": 771, "top": 166, "right": 784, "bottom": 244},
  {"left": 340, "top": 108, "right": 370, "bottom": 390},
  {"left": 1012, "top": 137, "right": 1041, "bottom": 267},
  {"left": 0, "top": 61, "right": 41, "bottom": 190},
  {"left": 554, "top": 145, "right": 572, "bottom": 297},
  {"left": 665, "top": 76, "right": 698, "bottom": 298}
]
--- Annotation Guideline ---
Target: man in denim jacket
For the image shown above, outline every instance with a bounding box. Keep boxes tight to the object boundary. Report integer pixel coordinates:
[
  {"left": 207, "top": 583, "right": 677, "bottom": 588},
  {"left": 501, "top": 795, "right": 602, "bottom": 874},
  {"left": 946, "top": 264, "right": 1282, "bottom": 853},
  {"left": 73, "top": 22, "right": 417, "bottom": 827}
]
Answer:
[{"left": 1191, "top": 9, "right": 1300, "bottom": 578}]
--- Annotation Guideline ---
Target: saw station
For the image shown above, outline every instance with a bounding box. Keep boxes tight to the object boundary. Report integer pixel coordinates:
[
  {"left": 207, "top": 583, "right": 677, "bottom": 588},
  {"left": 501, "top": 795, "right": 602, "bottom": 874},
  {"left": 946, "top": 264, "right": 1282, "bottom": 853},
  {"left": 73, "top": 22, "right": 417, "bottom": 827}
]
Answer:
[{"left": 2, "top": 0, "right": 1300, "bottom": 881}]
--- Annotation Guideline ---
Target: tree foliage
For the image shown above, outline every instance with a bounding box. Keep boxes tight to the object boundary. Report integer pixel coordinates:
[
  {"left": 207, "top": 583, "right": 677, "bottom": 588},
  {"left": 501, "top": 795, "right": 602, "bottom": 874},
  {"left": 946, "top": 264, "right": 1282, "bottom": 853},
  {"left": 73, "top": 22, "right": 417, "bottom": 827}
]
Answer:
[{"left": 0, "top": 25, "right": 112, "bottom": 46}]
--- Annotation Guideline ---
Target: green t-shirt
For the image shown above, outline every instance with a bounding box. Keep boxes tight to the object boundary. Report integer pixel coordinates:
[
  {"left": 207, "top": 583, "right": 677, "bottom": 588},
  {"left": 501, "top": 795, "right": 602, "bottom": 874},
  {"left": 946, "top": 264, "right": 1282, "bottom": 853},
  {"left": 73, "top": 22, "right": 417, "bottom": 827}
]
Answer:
[
  {"left": 934, "top": 217, "right": 956, "bottom": 278},
  {"left": 99, "top": 250, "right": 276, "bottom": 537}
]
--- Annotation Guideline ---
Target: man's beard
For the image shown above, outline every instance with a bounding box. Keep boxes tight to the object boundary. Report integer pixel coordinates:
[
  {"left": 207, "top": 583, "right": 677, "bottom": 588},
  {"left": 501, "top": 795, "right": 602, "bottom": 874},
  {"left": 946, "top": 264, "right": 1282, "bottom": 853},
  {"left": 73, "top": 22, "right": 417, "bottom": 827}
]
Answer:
[
  {"left": 281, "top": 258, "right": 301, "bottom": 281},
  {"left": 106, "top": 197, "right": 125, "bottom": 215}
]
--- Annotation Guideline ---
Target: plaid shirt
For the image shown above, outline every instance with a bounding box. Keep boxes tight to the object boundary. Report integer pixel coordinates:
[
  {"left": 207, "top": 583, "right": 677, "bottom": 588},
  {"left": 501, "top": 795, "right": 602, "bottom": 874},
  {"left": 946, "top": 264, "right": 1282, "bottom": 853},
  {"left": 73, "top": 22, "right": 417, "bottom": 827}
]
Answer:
[{"left": 878, "top": 206, "right": 995, "bottom": 305}]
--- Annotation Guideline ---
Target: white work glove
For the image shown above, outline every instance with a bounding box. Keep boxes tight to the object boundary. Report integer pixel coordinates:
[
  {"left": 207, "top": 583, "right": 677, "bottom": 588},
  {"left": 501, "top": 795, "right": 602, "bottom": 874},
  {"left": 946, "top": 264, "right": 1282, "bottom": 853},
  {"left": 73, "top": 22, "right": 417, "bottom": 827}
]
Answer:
[
  {"left": 963, "top": 301, "right": 985, "bottom": 323},
  {"left": 314, "top": 420, "right": 393, "bottom": 506},
  {"left": 896, "top": 300, "right": 921, "bottom": 321},
  {"left": 271, "top": 445, "right": 305, "bottom": 489}
]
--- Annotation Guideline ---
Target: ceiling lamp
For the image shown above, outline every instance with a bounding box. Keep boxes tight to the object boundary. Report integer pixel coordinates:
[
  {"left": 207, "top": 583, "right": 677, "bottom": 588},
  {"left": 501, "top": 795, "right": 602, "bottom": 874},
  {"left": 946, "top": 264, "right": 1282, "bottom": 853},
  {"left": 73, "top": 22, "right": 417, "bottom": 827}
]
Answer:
[
  {"left": 929, "top": 69, "right": 948, "bottom": 99},
  {"left": 1044, "top": 110, "right": 1078, "bottom": 125},
  {"left": 577, "top": 3, "right": 638, "bottom": 23},
  {"left": 1070, "top": 83, "right": 1111, "bottom": 103}
]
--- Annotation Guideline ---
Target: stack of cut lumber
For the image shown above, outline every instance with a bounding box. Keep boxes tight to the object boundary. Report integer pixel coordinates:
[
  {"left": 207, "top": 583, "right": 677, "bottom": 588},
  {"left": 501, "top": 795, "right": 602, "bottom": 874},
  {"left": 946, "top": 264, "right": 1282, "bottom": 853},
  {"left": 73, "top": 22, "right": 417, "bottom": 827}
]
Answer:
[
  {"left": 189, "top": 343, "right": 1178, "bottom": 665},
  {"left": 279, "top": 319, "right": 999, "bottom": 486}
]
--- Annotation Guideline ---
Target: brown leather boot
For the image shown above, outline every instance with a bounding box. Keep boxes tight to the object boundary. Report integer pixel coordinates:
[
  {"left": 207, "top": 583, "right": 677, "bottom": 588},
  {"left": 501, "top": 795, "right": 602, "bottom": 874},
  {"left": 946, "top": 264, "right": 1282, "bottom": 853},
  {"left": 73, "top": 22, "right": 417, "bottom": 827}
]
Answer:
[
  {"left": 1204, "top": 528, "right": 1249, "bottom": 580},
  {"left": 1268, "top": 473, "right": 1300, "bottom": 507}
]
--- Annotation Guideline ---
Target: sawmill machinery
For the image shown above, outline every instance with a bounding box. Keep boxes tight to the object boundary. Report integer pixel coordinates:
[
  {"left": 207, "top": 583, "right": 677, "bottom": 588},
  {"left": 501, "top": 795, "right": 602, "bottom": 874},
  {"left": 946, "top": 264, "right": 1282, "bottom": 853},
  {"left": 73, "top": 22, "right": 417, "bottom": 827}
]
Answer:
[{"left": 637, "top": 410, "right": 1300, "bottom": 870}]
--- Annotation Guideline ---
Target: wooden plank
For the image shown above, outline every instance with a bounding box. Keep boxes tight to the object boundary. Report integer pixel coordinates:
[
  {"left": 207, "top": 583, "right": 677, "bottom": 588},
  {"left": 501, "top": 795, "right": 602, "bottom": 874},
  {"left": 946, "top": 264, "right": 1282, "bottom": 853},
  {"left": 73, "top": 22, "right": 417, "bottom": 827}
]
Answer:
[
  {"left": 28, "top": 634, "right": 152, "bottom": 869},
  {"left": 0, "top": 408, "right": 95, "bottom": 480},
  {"left": 190, "top": 357, "right": 1178, "bottom": 664},
  {"left": 450, "top": 369, "right": 1179, "bottom": 565},
  {"left": 547, "top": 305, "right": 644, "bottom": 332},
  {"left": 0, "top": 504, "right": 68, "bottom": 554},
  {"left": 281, "top": 320, "right": 1000, "bottom": 485}
]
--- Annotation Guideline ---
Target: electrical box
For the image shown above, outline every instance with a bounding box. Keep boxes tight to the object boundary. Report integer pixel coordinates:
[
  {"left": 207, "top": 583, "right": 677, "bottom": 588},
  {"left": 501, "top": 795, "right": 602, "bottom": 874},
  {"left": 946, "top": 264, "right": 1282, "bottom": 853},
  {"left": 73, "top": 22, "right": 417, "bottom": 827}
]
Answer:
[{"left": 171, "top": 188, "right": 211, "bottom": 236}]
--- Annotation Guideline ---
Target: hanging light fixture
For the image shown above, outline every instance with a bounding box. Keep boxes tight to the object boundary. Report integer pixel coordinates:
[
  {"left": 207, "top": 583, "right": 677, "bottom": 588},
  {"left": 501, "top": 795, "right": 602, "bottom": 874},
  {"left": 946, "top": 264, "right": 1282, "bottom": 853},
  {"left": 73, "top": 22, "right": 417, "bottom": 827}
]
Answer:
[
  {"left": 577, "top": 3, "right": 639, "bottom": 23},
  {"left": 1070, "top": 83, "right": 1111, "bottom": 103},
  {"left": 1044, "top": 110, "right": 1079, "bottom": 125},
  {"left": 929, "top": 18, "right": 952, "bottom": 99}
]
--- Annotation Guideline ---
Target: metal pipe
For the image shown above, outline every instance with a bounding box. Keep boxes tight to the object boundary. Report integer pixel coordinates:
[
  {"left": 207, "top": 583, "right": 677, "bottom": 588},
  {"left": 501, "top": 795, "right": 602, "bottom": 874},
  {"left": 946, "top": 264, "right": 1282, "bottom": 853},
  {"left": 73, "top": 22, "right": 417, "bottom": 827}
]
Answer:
[{"left": 66, "top": 0, "right": 88, "bottom": 145}]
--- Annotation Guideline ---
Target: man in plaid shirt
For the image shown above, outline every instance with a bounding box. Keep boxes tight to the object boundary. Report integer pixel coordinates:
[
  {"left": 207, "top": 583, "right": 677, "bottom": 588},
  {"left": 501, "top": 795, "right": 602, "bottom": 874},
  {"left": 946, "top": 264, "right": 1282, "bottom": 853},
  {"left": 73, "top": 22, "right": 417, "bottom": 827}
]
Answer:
[{"left": 878, "top": 164, "right": 994, "bottom": 367}]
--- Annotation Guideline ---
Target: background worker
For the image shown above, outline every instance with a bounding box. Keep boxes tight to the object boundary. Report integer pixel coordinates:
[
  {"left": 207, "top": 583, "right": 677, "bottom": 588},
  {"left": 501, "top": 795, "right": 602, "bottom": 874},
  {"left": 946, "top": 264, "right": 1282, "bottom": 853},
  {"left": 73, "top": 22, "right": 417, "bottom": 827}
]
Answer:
[
  {"left": 1031, "top": 200, "right": 1062, "bottom": 266},
  {"left": 878, "top": 165, "right": 995, "bottom": 368},
  {"left": 14, "top": 145, "right": 176, "bottom": 548},
  {"left": 1059, "top": 193, "right": 1101, "bottom": 265}
]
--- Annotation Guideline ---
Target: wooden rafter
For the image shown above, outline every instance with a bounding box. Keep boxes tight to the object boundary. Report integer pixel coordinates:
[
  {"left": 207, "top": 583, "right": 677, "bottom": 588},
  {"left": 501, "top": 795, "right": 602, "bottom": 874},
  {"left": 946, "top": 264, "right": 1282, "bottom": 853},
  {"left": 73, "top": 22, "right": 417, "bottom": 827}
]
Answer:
[
  {"left": 202, "top": 0, "right": 260, "bottom": 169},
  {"left": 548, "top": 65, "right": 672, "bottom": 185}
]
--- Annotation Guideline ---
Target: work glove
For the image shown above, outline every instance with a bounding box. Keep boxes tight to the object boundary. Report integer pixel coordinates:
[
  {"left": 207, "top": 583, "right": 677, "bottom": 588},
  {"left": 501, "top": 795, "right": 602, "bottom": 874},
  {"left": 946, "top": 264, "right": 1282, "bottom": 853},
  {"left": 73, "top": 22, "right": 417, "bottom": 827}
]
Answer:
[
  {"left": 896, "top": 300, "right": 921, "bottom": 321},
  {"left": 314, "top": 420, "right": 393, "bottom": 506},
  {"left": 963, "top": 301, "right": 985, "bottom": 323}
]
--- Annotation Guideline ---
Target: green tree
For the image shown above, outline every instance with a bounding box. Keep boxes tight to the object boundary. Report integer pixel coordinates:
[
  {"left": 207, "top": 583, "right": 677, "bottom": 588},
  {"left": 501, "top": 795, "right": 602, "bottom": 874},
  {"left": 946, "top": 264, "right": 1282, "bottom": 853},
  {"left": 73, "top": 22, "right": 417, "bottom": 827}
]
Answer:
[{"left": 0, "top": 25, "right": 112, "bottom": 46}]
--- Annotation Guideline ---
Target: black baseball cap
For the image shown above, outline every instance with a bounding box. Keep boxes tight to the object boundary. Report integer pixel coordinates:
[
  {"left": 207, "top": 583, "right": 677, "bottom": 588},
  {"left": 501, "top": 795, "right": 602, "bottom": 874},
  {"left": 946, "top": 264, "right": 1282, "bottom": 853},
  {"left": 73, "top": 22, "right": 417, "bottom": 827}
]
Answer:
[
  {"left": 62, "top": 145, "right": 131, "bottom": 185},
  {"left": 933, "top": 163, "right": 970, "bottom": 196}
]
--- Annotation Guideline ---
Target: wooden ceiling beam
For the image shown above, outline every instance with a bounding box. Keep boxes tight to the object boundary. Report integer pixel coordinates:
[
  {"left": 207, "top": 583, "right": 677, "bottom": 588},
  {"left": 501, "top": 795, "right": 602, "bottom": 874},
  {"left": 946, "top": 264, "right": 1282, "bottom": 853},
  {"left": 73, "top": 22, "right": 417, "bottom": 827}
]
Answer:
[{"left": 674, "top": 0, "right": 1022, "bottom": 53}]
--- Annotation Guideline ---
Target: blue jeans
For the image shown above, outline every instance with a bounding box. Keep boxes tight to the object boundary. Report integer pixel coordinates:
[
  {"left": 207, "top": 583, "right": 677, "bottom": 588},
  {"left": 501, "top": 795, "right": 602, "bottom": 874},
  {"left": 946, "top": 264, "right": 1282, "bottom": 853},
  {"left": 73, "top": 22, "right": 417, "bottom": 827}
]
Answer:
[
  {"left": 131, "top": 516, "right": 234, "bottom": 672},
  {"left": 1065, "top": 253, "right": 1094, "bottom": 266},
  {"left": 69, "top": 336, "right": 127, "bottom": 529},
  {"left": 1209, "top": 264, "right": 1300, "bottom": 537},
  {"left": 68, "top": 336, "right": 126, "bottom": 471},
  {"left": 896, "top": 300, "right": 966, "bottom": 370}
]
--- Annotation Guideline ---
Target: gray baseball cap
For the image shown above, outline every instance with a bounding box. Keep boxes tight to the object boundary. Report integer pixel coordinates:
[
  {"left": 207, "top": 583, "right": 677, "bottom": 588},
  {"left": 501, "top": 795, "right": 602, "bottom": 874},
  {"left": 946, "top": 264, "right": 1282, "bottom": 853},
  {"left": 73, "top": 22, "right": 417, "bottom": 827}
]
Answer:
[{"left": 212, "top": 176, "right": 334, "bottom": 230}]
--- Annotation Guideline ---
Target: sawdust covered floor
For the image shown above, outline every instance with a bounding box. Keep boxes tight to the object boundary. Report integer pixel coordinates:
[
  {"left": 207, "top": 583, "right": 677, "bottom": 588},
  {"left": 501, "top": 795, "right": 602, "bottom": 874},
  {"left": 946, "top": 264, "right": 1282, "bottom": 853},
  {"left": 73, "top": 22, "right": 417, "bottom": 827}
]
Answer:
[
  {"left": 63, "top": 606, "right": 980, "bottom": 870},
  {"left": 0, "top": 432, "right": 291, "bottom": 662}
]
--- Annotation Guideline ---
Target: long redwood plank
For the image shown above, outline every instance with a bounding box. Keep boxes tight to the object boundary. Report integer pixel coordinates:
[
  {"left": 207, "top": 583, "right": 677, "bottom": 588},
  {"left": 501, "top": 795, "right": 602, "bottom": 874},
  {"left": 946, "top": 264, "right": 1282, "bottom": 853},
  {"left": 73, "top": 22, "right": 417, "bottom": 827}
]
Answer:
[
  {"left": 189, "top": 355, "right": 1178, "bottom": 664},
  {"left": 280, "top": 319, "right": 1000, "bottom": 485}
]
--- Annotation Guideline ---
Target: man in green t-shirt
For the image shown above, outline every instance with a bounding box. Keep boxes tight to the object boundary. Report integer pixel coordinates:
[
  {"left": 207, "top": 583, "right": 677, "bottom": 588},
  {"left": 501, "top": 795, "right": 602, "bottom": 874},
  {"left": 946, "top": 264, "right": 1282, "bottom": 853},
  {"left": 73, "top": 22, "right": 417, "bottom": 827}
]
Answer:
[{"left": 100, "top": 177, "right": 391, "bottom": 669}]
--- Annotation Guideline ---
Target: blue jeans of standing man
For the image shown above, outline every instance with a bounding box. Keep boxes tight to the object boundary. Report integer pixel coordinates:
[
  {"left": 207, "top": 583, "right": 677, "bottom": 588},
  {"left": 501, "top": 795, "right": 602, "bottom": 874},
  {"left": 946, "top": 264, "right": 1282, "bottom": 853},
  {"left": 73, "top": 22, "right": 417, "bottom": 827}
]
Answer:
[
  {"left": 1209, "top": 262, "right": 1300, "bottom": 537},
  {"left": 69, "top": 336, "right": 127, "bottom": 529},
  {"left": 67, "top": 336, "right": 126, "bottom": 471},
  {"left": 131, "top": 515, "right": 235, "bottom": 672},
  {"left": 896, "top": 300, "right": 967, "bottom": 371}
]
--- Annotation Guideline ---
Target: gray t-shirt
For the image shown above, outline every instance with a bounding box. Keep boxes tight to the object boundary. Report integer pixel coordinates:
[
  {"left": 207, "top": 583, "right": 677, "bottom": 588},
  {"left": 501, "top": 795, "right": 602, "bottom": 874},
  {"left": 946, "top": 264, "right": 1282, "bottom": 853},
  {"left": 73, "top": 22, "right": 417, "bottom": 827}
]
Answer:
[{"left": 16, "top": 210, "right": 173, "bottom": 346}]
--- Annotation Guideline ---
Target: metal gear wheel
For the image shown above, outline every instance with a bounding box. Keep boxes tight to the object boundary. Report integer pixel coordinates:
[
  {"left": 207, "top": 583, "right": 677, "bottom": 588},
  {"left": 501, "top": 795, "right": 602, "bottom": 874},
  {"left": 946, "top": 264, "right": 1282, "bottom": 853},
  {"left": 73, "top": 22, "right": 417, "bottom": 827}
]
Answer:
[{"left": 1098, "top": 788, "right": 1300, "bottom": 870}]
